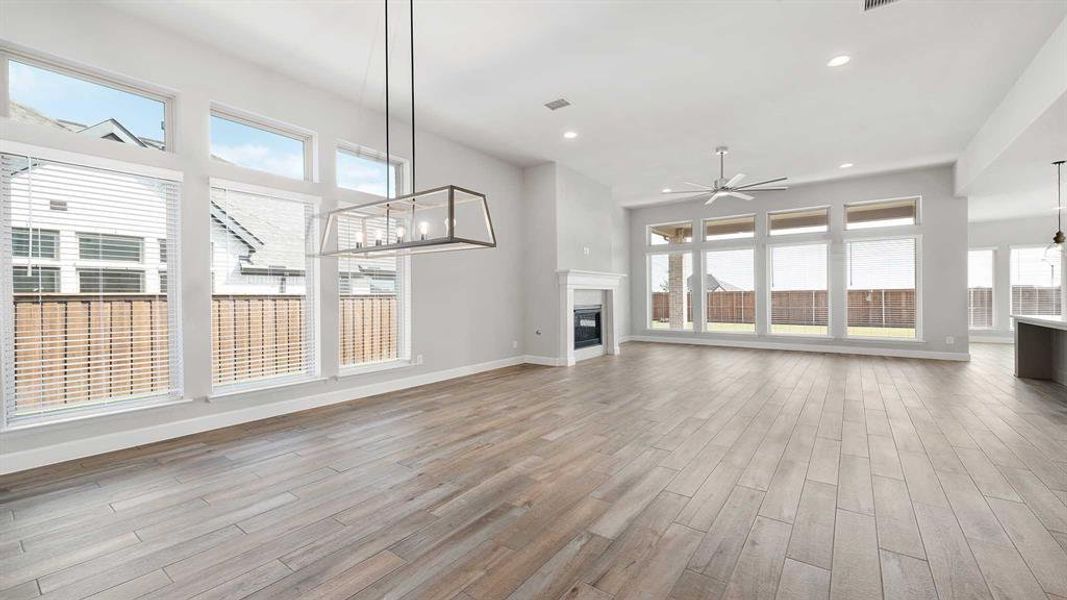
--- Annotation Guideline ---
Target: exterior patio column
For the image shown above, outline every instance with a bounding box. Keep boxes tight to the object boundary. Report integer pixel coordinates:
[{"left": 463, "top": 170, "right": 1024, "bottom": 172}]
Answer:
[{"left": 668, "top": 229, "right": 686, "bottom": 329}]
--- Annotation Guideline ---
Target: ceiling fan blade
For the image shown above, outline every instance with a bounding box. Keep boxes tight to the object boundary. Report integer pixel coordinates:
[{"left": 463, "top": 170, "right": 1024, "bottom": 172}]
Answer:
[
  {"left": 704, "top": 191, "right": 728, "bottom": 205},
  {"left": 725, "top": 173, "right": 746, "bottom": 188},
  {"left": 683, "top": 181, "right": 716, "bottom": 190},
  {"left": 662, "top": 189, "right": 717, "bottom": 194},
  {"left": 734, "top": 177, "right": 788, "bottom": 190},
  {"left": 725, "top": 191, "right": 755, "bottom": 201},
  {"left": 739, "top": 186, "right": 789, "bottom": 192}
]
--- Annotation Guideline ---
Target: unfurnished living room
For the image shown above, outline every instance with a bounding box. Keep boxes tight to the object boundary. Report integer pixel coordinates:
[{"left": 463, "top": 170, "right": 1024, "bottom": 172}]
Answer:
[{"left": 1, "top": 0, "right": 1067, "bottom": 598}]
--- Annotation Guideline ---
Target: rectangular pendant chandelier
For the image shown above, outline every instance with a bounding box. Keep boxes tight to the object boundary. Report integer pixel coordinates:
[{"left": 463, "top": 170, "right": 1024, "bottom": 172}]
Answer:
[{"left": 319, "top": 185, "right": 496, "bottom": 257}]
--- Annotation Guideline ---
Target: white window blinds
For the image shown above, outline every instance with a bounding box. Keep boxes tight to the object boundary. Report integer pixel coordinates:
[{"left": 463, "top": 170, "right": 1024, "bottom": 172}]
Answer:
[
  {"left": 968, "top": 249, "right": 994, "bottom": 329},
  {"left": 1010, "top": 247, "right": 1062, "bottom": 319},
  {"left": 770, "top": 243, "right": 828, "bottom": 335},
  {"left": 846, "top": 238, "right": 917, "bottom": 338},
  {"left": 705, "top": 248, "right": 755, "bottom": 333},
  {"left": 1, "top": 153, "right": 181, "bottom": 424},
  {"left": 210, "top": 185, "right": 317, "bottom": 388}
]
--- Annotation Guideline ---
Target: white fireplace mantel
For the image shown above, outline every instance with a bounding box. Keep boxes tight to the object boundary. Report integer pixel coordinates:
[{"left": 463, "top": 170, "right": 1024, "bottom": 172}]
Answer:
[{"left": 557, "top": 270, "right": 626, "bottom": 366}]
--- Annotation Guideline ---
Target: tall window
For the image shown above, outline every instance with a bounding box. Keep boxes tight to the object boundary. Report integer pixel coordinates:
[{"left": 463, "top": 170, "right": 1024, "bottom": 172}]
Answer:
[
  {"left": 968, "top": 249, "right": 994, "bottom": 329},
  {"left": 846, "top": 238, "right": 917, "bottom": 338},
  {"left": 1010, "top": 247, "right": 1062, "bottom": 319},
  {"left": 705, "top": 248, "right": 755, "bottom": 333},
  {"left": 649, "top": 222, "right": 693, "bottom": 246},
  {"left": 210, "top": 112, "right": 308, "bottom": 180},
  {"left": 7, "top": 58, "right": 167, "bottom": 150},
  {"left": 845, "top": 198, "right": 918, "bottom": 230},
  {"left": 770, "top": 243, "right": 828, "bottom": 335},
  {"left": 1, "top": 153, "right": 180, "bottom": 425},
  {"left": 337, "top": 146, "right": 401, "bottom": 197},
  {"left": 649, "top": 253, "right": 693, "bottom": 330},
  {"left": 769, "top": 207, "right": 829, "bottom": 236},
  {"left": 210, "top": 185, "right": 317, "bottom": 388}
]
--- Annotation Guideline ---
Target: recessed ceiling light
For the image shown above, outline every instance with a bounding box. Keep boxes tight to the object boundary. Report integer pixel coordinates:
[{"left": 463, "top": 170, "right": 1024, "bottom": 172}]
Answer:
[
  {"left": 827, "top": 55, "right": 851, "bottom": 67},
  {"left": 662, "top": 188, "right": 672, "bottom": 193},
  {"left": 839, "top": 162, "right": 854, "bottom": 169},
  {"left": 563, "top": 131, "right": 578, "bottom": 139}
]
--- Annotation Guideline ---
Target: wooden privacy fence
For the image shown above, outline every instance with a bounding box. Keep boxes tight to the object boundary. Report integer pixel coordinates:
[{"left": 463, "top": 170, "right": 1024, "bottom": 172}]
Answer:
[
  {"left": 651, "top": 289, "right": 919, "bottom": 327},
  {"left": 12, "top": 294, "right": 397, "bottom": 414}
]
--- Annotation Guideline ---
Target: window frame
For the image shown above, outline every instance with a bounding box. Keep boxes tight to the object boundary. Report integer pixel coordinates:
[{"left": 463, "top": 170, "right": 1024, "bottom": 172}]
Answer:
[
  {"left": 209, "top": 105, "right": 314, "bottom": 182},
  {"left": 1008, "top": 244, "right": 1063, "bottom": 325},
  {"left": 767, "top": 206, "right": 831, "bottom": 237},
  {"left": 0, "top": 48, "right": 175, "bottom": 153},
  {"left": 703, "top": 246, "right": 757, "bottom": 335},
  {"left": 765, "top": 239, "right": 832, "bottom": 338},
  {"left": 703, "top": 213, "right": 756, "bottom": 242},
  {"left": 646, "top": 220, "right": 694, "bottom": 248},
  {"left": 844, "top": 196, "right": 921, "bottom": 231},
  {"left": 646, "top": 250, "right": 696, "bottom": 332},
  {"left": 335, "top": 141, "right": 408, "bottom": 199},
  {"left": 842, "top": 234, "right": 923, "bottom": 342}
]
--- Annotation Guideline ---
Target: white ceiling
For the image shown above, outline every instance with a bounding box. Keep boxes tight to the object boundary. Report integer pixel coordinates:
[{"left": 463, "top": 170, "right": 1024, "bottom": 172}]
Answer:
[{"left": 107, "top": 0, "right": 1066, "bottom": 208}]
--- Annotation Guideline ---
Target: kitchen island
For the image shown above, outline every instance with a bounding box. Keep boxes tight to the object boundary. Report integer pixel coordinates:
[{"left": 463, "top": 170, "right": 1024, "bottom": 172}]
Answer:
[{"left": 1013, "top": 314, "right": 1067, "bottom": 386}]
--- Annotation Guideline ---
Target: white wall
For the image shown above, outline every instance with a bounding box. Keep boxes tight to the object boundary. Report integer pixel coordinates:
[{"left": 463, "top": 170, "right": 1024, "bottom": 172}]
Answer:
[
  {"left": 969, "top": 215, "right": 1062, "bottom": 341},
  {"left": 628, "top": 165, "right": 969, "bottom": 359},
  {"left": 0, "top": 2, "right": 527, "bottom": 470}
]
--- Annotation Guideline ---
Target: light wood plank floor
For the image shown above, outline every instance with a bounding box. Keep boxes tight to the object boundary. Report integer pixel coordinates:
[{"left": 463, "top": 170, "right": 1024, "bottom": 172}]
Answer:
[{"left": 2, "top": 342, "right": 1067, "bottom": 600}]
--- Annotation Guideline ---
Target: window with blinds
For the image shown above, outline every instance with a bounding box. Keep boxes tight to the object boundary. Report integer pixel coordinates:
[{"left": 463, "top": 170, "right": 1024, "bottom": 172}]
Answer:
[
  {"left": 336, "top": 205, "right": 407, "bottom": 368},
  {"left": 846, "top": 238, "right": 917, "bottom": 338},
  {"left": 845, "top": 198, "right": 917, "bottom": 229},
  {"left": 1010, "top": 247, "right": 1062, "bottom": 320},
  {"left": 769, "top": 207, "right": 829, "bottom": 236},
  {"left": 705, "top": 215, "right": 755, "bottom": 241},
  {"left": 705, "top": 248, "right": 755, "bottom": 333},
  {"left": 770, "top": 243, "right": 828, "bottom": 335},
  {"left": 649, "top": 252, "right": 693, "bottom": 330},
  {"left": 1, "top": 153, "right": 181, "bottom": 425},
  {"left": 968, "top": 249, "right": 994, "bottom": 329},
  {"left": 210, "top": 185, "right": 317, "bottom": 388}
]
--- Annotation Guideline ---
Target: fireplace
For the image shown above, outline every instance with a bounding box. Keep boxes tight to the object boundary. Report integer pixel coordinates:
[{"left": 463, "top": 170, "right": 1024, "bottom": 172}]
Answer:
[{"left": 574, "top": 306, "right": 602, "bottom": 349}]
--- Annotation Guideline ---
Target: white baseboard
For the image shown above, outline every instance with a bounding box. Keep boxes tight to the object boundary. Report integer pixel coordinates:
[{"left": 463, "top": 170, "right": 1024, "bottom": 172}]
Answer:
[
  {"left": 523, "top": 355, "right": 565, "bottom": 367},
  {"left": 574, "top": 345, "right": 606, "bottom": 362},
  {"left": 970, "top": 335, "right": 1013, "bottom": 344},
  {"left": 628, "top": 335, "right": 970, "bottom": 361},
  {"left": 1, "top": 356, "right": 525, "bottom": 475}
]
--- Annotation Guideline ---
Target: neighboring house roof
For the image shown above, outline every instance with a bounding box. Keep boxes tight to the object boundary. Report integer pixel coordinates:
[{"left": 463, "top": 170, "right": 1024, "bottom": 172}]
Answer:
[
  {"left": 9, "top": 101, "right": 165, "bottom": 149},
  {"left": 689, "top": 272, "right": 745, "bottom": 292}
]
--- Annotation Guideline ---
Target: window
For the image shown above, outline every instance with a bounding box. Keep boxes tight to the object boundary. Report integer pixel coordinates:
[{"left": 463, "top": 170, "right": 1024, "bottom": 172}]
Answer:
[
  {"left": 968, "top": 249, "right": 994, "bottom": 329},
  {"left": 78, "top": 269, "right": 144, "bottom": 293},
  {"left": 846, "top": 238, "right": 917, "bottom": 338},
  {"left": 338, "top": 246, "right": 405, "bottom": 367},
  {"left": 1, "top": 153, "right": 180, "bottom": 425},
  {"left": 210, "top": 184, "right": 317, "bottom": 388},
  {"left": 337, "top": 146, "right": 402, "bottom": 197},
  {"left": 770, "top": 243, "right": 828, "bottom": 335},
  {"left": 78, "top": 233, "right": 143, "bottom": 262},
  {"left": 1010, "top": 247, "right": 1062, "bottom": 319},
  {"left": 158, "top": 239, "right": 167, "bottom": 263},
  {"left": 704, "top": 215, "right": 755, "bottom": 241},
  {"left": 210, "top": 112, "right": 308, "bottom": 180},
  {"left": 13, "top": 228, "right": 58, "bottom": 258},
  {"left": 649, "top": 253, "right": 693, "bottom": 330},
  {"left": 769, "top": 207, "right": 829, "bottom": 236},
  {"left": 705, "top": 248, "right": 755, "bottom": 333},
  {"left": 12, "top": 266, "right": 59, "bottom": 293},
  {"left": 7, "top": 58, "right": 167, "bottom": 150},
  {"left": 649, "top": 222, "right": 693, "bottom": 245},
  {"left": 846, "top": 198, "right": 917, "bottom": 230}
]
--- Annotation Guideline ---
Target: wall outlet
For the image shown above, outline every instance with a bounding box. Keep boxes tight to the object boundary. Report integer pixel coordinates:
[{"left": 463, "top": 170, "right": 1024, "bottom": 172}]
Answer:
[
  {"left": 945, "top": 336, "right": 954, "bottom": 345},
  {"left": 415, "top": 354, "right": 424, "bottom": 365},
  {"left": 512, "top": 340, "right": 518, "bottom": 349},
  {"left": 583, "top": 246, "right": 590, "bottom": 255}
]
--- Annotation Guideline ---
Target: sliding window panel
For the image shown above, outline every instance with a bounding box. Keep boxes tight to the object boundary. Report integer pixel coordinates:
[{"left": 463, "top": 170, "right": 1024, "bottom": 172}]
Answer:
[
  {"left": 968, "top": 249, "right": 994, "bottom": 329},
  {"left": 769, "top": 243, "right": 829, "bottom": 335},
  {"left": 705, "top": 248, "right": 755, "bottom": 333},
  {"left": 1, "top": 153, "right": 181, "bottom": 426},
  {"left": 1010, "top": 246, "right": 1062, "bottom": 320},
  {"left": 648, "top": 252, "right": 693, "bottom": 330},
  {"left": 846, "top": 238, "right": 918, "bottom": 339},
  {"left": 210, "top": 185, "right": 317, "bottom": 389}
]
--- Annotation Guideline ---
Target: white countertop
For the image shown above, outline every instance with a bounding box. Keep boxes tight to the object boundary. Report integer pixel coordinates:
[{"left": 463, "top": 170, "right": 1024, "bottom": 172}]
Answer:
[{"left": 1012, "top": 314, "right": 1067, "bottom": 332}]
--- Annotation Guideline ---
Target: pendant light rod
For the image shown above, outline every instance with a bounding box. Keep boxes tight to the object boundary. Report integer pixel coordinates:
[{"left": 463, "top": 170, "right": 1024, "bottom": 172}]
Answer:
[
  {"left": 410, "top": 0, "right": 416, "bottom": 192},
  {"left": 1056, "top": 160, "right": 1063, "bottom": 235},
  {"left": 384, "top": 0, "right": 391, "bottom": 199}
]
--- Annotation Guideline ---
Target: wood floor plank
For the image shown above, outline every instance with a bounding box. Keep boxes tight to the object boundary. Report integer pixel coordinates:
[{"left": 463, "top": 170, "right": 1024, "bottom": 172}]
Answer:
[
  {"left": 830, "top": 509, "right": 881, "bottom": 600},
  {"left": 721, "top": 515, "right": 793, "bottom": 600}
]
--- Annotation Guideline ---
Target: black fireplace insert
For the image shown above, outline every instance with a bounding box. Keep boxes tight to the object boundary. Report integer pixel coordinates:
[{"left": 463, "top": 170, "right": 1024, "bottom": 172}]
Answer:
[{"left": 574, "top": 306, "right": 602, "bottom": 349}]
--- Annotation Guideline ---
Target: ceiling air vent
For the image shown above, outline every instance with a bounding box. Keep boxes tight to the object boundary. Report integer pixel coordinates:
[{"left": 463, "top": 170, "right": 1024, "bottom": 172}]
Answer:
[
  {"left": 544, "top": 98, "right": 571, "bottom": 111},
  {"left": 864, "top": 0, "right": 900, "bottom": 10}
]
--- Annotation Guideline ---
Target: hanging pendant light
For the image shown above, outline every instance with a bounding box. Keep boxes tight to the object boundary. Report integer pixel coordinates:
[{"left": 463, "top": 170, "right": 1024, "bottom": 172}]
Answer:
[
  {"left": 318, "top": 0, "right": 496, "bottom": 258},
  {"left": 1045, "top": 160, "right": 1065, "bottom": 263}
]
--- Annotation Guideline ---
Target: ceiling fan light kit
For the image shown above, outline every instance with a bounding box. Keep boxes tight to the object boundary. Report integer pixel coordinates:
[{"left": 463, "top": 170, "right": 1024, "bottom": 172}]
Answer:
[
  {"left": 317, "top": 0, "right": 496, "bottom": 258},
  {"left": 663, "top": 146, "right": 789, "bottom": 205}
]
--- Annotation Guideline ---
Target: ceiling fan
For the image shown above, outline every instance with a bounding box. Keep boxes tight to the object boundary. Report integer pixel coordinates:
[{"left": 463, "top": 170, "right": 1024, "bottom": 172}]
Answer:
[{"left": 664, "top": 146, "right": 788, "bottom": 205}]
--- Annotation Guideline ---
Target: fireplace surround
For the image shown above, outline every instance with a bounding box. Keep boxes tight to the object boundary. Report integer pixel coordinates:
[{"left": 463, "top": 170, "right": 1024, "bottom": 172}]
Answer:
[{"left": 557, "top": 270, "right": 626, "bottom": 366}]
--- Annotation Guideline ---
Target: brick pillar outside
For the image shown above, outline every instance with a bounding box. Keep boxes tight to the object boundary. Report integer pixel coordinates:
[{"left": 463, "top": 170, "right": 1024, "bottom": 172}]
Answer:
[{"left": 668, "top": 228, "right": 686, "bottom": 329}]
